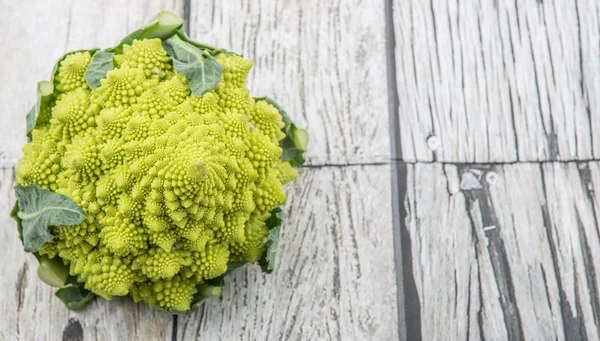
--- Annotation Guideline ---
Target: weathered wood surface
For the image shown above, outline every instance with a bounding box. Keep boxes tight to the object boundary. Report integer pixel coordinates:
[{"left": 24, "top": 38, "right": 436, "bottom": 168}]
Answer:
[
  {"left": 3, "top": 0, "right": 600, "bottom": 340},
  {"left": 393, "top": 0, "right": 600, "bottom": 163},
  {"left": 0, "top": 164, "right": 399, "bottom": 341},
  {"left": 177, "top": 0, "right": 390, "bottom": 166},
  {"left": 401, "top": 162, "right": 600, "bottom": 340},
  {"left": 390, "top": 1, "right": 600, "bottom": 339},
  {"left": 177, "top": 165, "right": 398, "bottom": 341}
]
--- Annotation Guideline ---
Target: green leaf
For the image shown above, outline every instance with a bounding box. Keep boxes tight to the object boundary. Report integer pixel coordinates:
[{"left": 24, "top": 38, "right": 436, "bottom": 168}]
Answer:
[
  {"left": 259, "top": 226, "right": 282, "bottom": 274},
  {"left": 259, "top": 207, "right": 284, "bottom": 273},
  {"left": 107, "top": 10, "right": 184, "bottom": 54},
  {"left": 265, "top": 207, "right": 282, "bottom": 229},
  {"left": 85, "top": 51, "right": 114, "bottom": 89},
  {"left": 37, "top": 255, "right": 70, "bottom": 288},
  {"left": 162, "top": 34, "right": 223, "bottom": 97},
  {"left": 256, "top": 97, "right": 308, "bottom": 167},
  {"left": 55, "top": 284, "right": 96, "bottom": 310},
  {"left": 11, "top": 202, "right": 43, "bottom": 262},
  {"left": 25, "top": 81, "right": 54, "bottom": 140},
  {"left": 14, "top": 185, "right": 85, "bottom": 252}
]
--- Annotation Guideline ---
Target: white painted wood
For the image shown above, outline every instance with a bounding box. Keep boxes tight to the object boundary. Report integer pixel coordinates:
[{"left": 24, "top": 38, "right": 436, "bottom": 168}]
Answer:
[
  {"left": 404, "top": 162, "right": 600, "bottom": 340},
  {"left": 393, "top": 0, "right": 600, "bottom": 162},
  {"left": 188, "top": 0, "right": 391, "bottom": 166},
  {"left": 177, "top": 166, "right": 399, "bottom": 341},
  {"left": 0, "top": 0, "right": 185, "bottom": 168}
]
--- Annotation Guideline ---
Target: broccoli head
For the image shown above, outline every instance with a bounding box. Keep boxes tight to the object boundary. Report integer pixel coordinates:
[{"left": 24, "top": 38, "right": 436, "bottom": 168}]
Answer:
[{"left": 13, "top": 12, "right": 306, "bottom": 313}]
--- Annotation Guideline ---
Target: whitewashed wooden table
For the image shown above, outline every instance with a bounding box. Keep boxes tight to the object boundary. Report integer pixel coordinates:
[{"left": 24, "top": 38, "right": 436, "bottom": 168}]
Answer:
[{"left": 0, "top": 1, "right": 599, "bottom": 340}]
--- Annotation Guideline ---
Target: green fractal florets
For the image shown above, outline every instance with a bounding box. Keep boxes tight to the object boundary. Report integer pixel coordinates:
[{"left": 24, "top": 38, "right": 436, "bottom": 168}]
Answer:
[{"left": 16, "top": 38, "right": 300, "bottom": 311}]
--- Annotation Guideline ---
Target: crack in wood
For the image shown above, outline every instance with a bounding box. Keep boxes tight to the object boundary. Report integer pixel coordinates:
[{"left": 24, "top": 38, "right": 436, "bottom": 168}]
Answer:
[
  {"left": 465, "top": 196, "right": 485, "bottom": 341},
  {"left": 397, "top": 162, "right": 422, "bottom": 341},
  {"left": 476, "top": 269, "right": 487, "bottom": 341},
  {"left": 539, "top": 265, "right": 554, "bottom": 315},
  {"left": 385, "top": 0, "right": 411, "bottom": 338},
  {"left": 575, "top": 164, "right": 600, "bottom": 335},
  {"left": 171, "top": 315, "right": 178, "bottom": 341},
  {"left": 540, "top": 170, "right": 588, "bottom": 341},
  {"left": 461, "top": 166, "right": 525, "bottom": 341},
  {"left": 15, "top": 262, "right": 28, "bottom": 339},
  {"left": 183, "top": 0, "right": 191, "bottom": 35},
  {"left": 465, "top": 272, "right": 472, "bottom": 341},
  {"left": 574, "top": 0, "right": 595, "bottom": 158},
  {"left": 576, "top": 214, "right": 600, "bottom": 333}
]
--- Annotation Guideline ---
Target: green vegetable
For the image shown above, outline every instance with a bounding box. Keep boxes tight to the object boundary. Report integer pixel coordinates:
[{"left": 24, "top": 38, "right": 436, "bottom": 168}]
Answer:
[
  {"left": 37, "top": 255, "right": 70, "bottom": 288},
  {"left": 162, "top": 34, "right": 223, "bottom": 97},
  {"left": 258, "top": 207, "right": 283, "bottom": 273},
  {"left": 26, "top": 81, "right": 54, "bottom": 141},
  {"left": 55, "top": 284, "right": 96, "bottom": 310},
  {"left": 257, "top": 97, "right": 308, "bottom": 167},
  {"left": 13, "top": 11, "right": 307, "bottom": 313},
  {"left": 11, "top": 202, "right": 24, "bottom": 244},
  {"left": 14, "top": 185, "right": 85, "bottom": 252},
  {"left": 86, "top": 51, "right": 115, "bottom": 89}
]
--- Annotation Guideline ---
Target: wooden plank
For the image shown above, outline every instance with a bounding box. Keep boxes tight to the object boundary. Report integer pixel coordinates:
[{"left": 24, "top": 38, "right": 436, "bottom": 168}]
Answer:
[
  {"left": 177, "top": 166, "right": 399, "bottom": 341},
  {"left": 393, "top": 0, "right": 600, "bottom": 163},
  {"left": 187, "top": 0, "right": 391, "bottom": 165},
  {"left": 402, "top": 162, "right": 600, "bottom": 340},
  {"left": 0, "top": 0, "right": 185, "bottom": 168},
  {"left": 0, "top": 1, "right": 185, "bottom": 340}
]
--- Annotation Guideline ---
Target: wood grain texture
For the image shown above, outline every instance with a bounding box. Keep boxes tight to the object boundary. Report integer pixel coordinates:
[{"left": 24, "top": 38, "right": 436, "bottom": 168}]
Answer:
[
  {"left": 177, "top": 166, "right": 399, "bottom": 341},
  {"left": 187, "top": 0, "right": 391, "bottom": 165},
  {"left": 393, "top": 0, "right": 600, "bottom": 163},
  {"left": 402, "top": 162, "right": 600, "bottom": 340},
  {"left": 0, "top": 0, "right": 184, "bottom": 168}
]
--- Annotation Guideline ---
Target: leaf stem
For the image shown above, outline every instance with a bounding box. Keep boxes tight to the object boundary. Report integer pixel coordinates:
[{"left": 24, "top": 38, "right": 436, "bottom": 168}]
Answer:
[{"left": 17, "top": 206, "right": 84, "bottom": 220}]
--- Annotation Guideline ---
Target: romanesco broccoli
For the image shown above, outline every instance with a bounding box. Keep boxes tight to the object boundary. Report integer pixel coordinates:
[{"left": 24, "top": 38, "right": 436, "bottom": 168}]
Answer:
[{"left": 12, "top": 11, "right": 307, "bottom": 313}]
